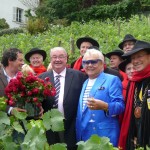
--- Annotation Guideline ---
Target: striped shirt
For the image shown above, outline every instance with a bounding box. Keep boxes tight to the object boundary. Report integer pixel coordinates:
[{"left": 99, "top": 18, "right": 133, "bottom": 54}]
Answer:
[{"left": 82, "top": 78, "right": 96, "bottom": 111}]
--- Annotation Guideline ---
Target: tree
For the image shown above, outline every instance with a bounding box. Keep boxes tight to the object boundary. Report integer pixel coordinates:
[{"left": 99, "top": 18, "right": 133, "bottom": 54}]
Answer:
[
  {"left": 0, "top": 18, "right": 9, "bottom": 30},
  {"left": 19, "top": 0, "right": 40, "bottom": 11}
]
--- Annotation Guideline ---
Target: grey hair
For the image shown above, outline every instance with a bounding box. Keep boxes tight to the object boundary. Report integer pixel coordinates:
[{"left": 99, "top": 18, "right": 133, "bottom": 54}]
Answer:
[
  {"left": 83, "top": 48, "right": 104, "bottom": 63},
  {"left": 50, "top": 47, "right": 67, "bottom": 56}
]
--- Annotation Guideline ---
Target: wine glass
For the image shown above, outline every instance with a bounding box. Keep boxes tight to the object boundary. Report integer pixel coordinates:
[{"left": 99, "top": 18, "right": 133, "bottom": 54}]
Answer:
[{"left": 87, "top": 94, "right": 95, "bottom": 123}]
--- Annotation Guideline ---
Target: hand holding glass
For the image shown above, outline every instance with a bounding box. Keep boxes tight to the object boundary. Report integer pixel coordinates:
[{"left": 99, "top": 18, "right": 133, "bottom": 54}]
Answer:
[{"left": 87, "top": 94, "right": 95, "bottom": 122}]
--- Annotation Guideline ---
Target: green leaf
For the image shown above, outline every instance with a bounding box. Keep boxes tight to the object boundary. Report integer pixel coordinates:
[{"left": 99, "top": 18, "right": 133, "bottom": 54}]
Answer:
[
  {"left": 27, "top": 119, "right": 45, "bottom": 133},
  {"left": 0, "top": 135, "right": 18, "bottom": 150},
  {"left": 3, "top": 142, "right": 18, "bottom": 150},
  {"left": 12, "top": 121, "right": 25, "bottom": 134},
  {"left": 50, "top": 143, "right": 67, "bottom": 150},
  {"left": 42, "top": 109, "right": 64, "bottom": 131},
  {"left": 77, "top": 135, "right": 116, "bottom": 150},
  {"left": 13, "top": 109, "right": 28, "bottom": 120},
  {"left": 0, "top": 97, "right": 7, "bottom": 111},
  {"left": 22, "top": 126, "right": 47, "bottom": 150},
  {"left": 0, "top": 111, "right": 10, "bottom": 125}
]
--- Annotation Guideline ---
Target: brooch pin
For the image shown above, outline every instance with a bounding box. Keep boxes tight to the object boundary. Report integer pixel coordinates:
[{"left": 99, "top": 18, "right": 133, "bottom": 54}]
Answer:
[{"left": 98, "top": 86, "right": 105, "bottom": 90}]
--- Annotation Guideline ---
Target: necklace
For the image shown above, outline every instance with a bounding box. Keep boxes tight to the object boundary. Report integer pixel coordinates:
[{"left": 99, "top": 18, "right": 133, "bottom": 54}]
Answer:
[{"left": 134, "top": 84, "right": 149, "bottom": 119}]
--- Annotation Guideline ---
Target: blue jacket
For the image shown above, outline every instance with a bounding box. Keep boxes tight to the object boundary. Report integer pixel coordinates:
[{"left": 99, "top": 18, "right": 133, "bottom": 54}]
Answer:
[{"left": 76, "top": 72, "right": 125, "bottom": 147}]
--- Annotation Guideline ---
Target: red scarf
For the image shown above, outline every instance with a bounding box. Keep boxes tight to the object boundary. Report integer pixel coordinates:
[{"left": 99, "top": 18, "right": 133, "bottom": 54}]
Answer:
[
  {"left": 119, "top": 70, "right": 128, "bottom": 100},
  {"left": 30, "top": 64, "right": 47, "bottom": 76},
  {"left": 73, "top": 56, "right": 82, "bottom": 70},
  {"left": 118, "top": 64, "right": 150, "bottom": 150}
]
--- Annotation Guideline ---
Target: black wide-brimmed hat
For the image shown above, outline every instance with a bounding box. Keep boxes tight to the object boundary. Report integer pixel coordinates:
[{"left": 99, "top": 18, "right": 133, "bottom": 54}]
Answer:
[
  {"left": 76, "top": 36, "right": 99, "bottom": 49},
  {"left": 122, "top": 40, "right": 150, "bottom": 57},
  {"left": 118, "top": 58, "right": 131, "bottom": 72},
  {"left": 25, "top": 48, "right": 47, "bottom": 62},
  {"left": 118, "top": 34, "right": 137, "bottom": 50},
  {"left": 105, "top": 49, "right": 124, "bottom": 59}
]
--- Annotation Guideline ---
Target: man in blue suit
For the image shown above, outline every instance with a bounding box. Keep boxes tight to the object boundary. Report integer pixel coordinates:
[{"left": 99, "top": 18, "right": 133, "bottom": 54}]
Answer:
[
  {"left": 76, "top": 48, "right": 125, "bottom": 147},
  {"left": 39, "top": 47, "right": 86, "bottom": 150}
]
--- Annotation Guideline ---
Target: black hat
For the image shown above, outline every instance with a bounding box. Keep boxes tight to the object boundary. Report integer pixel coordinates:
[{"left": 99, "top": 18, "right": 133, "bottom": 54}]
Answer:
[
  {"left": 76, "top": 36, "right": 99, "bottom": 49},
  {"left": 118, "top": 34, "right": 137, "bottom": 50},
  {"left": 105, "top": 49, "right": 124, "bottom": 59},
  {"left": 122, "top": 40, "right": 150, "bottom": 57},
  {"left": 118, "top": 58, "right": 131, "bottom": 72},
  {"left": 25, "top": 48, "right": 47, "bottom": 62}
]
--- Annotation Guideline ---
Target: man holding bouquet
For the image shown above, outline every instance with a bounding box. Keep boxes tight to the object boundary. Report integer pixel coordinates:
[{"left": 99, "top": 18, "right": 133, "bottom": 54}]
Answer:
[{"left": 0, "top": 48, "right": 26, "bottom": 114}]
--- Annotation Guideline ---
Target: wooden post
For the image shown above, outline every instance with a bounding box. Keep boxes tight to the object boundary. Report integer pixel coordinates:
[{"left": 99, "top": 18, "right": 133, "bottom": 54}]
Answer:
[
  {"left": 58, "top": 41, "right": 61, "bottom": 46},
  {"left": 70, "top": 37, "right": 75, "bottom": 54}
]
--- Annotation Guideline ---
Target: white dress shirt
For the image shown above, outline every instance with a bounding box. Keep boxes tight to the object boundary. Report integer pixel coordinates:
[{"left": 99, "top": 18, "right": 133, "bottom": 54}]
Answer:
[
  {"left": 3, "top": 67, "right": 17, "bottom": 114},
  {"left": 53, "top": 68, "right": 66, "bottom": 116}
]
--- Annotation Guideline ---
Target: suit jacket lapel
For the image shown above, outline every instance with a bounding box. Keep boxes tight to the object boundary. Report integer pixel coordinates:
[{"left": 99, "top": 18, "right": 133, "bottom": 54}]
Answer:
[
  {"left": 0, "top": 68, "right": 8, "bottom": 88},
  {"left": 48, "top": 71, "right": 55, "bottom": 86},
  {"left": 63, "top": 69, "right": 73, "bottom": 103},
  {"left": 82, "top": 72, "right": 106, "bottom": 113}
]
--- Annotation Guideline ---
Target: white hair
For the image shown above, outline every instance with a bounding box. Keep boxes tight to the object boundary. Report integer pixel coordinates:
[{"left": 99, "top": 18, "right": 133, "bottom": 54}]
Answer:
[
  {"left": 50, "top": 47, "right": 67, "bottom": 56},
  {"left": 83, "top": 48, "right": 104, "bottom": 63}
]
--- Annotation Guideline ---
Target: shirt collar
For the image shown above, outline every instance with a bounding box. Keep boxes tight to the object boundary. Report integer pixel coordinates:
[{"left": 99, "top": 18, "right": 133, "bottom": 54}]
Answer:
[
  {"left": 2, "top": 67, "right": 17, "bottom": 82},
  {"left": 53, "top": 68, "right": 66, "bottom": 78}
]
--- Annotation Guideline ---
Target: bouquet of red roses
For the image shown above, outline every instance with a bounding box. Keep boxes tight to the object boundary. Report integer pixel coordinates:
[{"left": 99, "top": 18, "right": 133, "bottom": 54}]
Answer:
[{"left": 5, "top": 72, "right": 56, "bottom": 117}]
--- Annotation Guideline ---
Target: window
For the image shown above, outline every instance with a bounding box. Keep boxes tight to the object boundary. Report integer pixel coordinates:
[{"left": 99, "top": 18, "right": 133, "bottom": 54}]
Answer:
[{"left": 13, "top": 7, "right": 23, "bottom": 23}]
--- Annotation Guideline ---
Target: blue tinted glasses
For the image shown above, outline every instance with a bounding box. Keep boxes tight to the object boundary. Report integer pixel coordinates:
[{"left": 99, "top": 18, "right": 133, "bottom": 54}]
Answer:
[{"left": 82, "top": 59, "right": 101, "bottom": 66}]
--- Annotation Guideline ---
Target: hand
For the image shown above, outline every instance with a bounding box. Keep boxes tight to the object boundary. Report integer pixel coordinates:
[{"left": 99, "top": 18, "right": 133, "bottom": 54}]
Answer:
[
  {"left": 11, "top": 107, "right": 27, "bottom": 115},
  {"left": 87, "top": 98, "right": 108, "bottom": 111},
  {"left": 38, "top": 106, "right": 44, "bottom": 118}
]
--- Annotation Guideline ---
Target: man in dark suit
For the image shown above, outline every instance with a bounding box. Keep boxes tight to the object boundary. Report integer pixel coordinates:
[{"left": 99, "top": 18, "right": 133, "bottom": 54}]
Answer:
[{"left": 39, "top": 47, "right": 86, "bottom": 150}]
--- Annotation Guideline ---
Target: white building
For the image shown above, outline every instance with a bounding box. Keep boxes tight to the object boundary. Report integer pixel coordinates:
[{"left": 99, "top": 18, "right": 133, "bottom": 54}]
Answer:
[{"left": 0, "top": 0, "right": 39, "bottom": 28}]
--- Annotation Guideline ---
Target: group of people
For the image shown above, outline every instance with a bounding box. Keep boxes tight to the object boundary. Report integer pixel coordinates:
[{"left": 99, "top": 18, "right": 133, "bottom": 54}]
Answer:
[{"left": 0, "top": 34, "right": 150, "bottom": 150}]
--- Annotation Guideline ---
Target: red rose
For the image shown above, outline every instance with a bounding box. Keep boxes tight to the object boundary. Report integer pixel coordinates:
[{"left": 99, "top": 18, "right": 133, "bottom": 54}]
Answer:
[
  {"left": 43, "top": 89, "right": 51, "bottom": 96},
  {"left": 32, "top": 88, "right": 39, "bottom": 94},
  {"left": 33, "top": 97, "right": 38, "bottom": 102},
  {"left": 50, "top": 88, "right": 56, "bottom": 96},
  {"left": 27, "top": 91, "right": 32, "bottom": 96},
  {"left": 9, "top": 100, "right": 15, "bottom": 106},
  {"left": 45, "top": 77, "right": 50, "bottom": 82}
]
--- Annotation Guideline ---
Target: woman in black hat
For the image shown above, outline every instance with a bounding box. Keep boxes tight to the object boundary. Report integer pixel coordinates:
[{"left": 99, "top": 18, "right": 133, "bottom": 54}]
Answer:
[{"left": 25, "top": 48, "right": 47, "bottom": 75}]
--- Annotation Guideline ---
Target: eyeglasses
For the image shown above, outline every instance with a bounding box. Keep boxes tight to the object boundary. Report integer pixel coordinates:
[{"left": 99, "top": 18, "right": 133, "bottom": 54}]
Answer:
[
  {"left": 51, "top": 55, "right": 66, "bottom": 60},
  {"left": 82, "top": 59, "right": 101, "bottom": 66}
]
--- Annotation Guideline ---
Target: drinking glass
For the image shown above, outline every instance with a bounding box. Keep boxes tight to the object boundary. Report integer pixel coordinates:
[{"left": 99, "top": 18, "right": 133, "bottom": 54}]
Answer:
[{"left": 87, "top": 94, "right": 95, "bottom": 123}]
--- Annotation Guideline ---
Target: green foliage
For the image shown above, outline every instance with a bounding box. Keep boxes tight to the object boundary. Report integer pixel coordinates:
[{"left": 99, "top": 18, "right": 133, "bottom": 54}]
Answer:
[
  {"left": 0, "top": 111, "right": 10, "bottom": 125},
  {"left": 42, "top": 109, "right": 64, "bottom": 131},
  {"left": 69, "top": 0, "right": 141, "bottom": 22},
  {"left": 50, "top": 143, "right": 67, "bottom": 150},
  {"left": 0, "top": 28, "right": 24, "bottom": 36},
  {"left": 0, "top": 97, "right": 7, "bottom": 111},
  {"left": 26, "top": 17, "right": 49, "bottom": 35},
  {"left": 77, "top": 135, "right": 118, "bottom": 150},
  {"left": 0, "top": 15, "right": 150, "bottom": 66},
  {"left": 22, "top": 126, "right": 47, "bottom": 150},
  {"left": 36, "top": 0, "right": 142, "bottom": 23},
  {"left": 0, "top": 18, "right": 9, "bottom": 30},
  {"left": 36, "top": 0, "right": 80, "bottom": 22},
  {"left": 0, "top": 109, "right": 65, "bottom": 150},
  {"left": 0, "top": 108, "right": 150, "bottom": 149}
]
